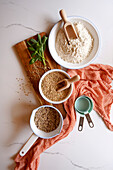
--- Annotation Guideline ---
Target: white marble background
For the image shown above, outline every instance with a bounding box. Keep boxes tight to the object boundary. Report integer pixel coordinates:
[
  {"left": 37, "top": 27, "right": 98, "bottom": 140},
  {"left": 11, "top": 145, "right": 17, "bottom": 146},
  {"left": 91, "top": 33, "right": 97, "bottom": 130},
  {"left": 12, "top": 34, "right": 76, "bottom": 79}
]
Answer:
[{"left": 0, "top": 0, "right": 113, "bottom": 170}]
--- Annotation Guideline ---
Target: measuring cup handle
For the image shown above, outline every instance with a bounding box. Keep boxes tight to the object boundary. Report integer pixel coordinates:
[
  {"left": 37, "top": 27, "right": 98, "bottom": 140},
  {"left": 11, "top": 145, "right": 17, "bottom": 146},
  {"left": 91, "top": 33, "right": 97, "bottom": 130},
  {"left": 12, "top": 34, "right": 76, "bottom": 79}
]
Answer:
[
  {"left": 20, "top": 133, "right": 38, "bottom": 156},
  {"left": 78, "top": 116, "right": 84, "bottom": 131},
  {"left": 85, "top": 114, "right": 94, "bottom": 128}
]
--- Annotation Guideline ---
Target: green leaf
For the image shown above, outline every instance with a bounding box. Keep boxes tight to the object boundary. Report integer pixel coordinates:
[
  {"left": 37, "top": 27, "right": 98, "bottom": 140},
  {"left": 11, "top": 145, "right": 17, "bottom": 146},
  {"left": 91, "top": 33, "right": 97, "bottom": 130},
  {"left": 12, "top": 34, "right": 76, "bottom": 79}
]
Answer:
[
  {"left": 32, "top": 42, "right": 39, "bottom": 50},
  {"left": 37, "top": 34, "right": 42, "bottom": 44},
  {"left": 31, "top": 52, "right": 36, "bottom": 57},
  {"left": 28, "top": 47, "right": 35, "bottom": 51},
  {"left": 27, "top": 41, "right": 32, "bottom": 46},
  {"left": 41, "top": 35, "right": 48, "bottom": 44},
  {"left": 36, "top": 54, "right": 42, "bottom": 61},
  {"left": 36, "top": 42, "right": 40, "bottom": 47},
  {"left": 28, "top": 35, "right": 48, "bottom": 66},
  {"left": 37, "top": 50, "right": 42, "bottom": 58},
  {"left": 29, "top": 54, "right": 43, "bottom": 64},
  {"left": 30, "top": 39, "right": 38, "bottom": 44},
  {"left": 29, "top": 58, "right": 36, "bottom": 64},
  {"left": 38, "top": 44, "right": 43, "bottom": 52}
]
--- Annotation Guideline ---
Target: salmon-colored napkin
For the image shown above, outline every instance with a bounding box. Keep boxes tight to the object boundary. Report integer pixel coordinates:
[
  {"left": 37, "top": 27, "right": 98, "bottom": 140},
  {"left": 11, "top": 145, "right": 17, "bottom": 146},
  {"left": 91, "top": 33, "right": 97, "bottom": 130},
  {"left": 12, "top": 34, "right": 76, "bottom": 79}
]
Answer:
[{"left": 15, "top": 64, "right": 113, "bottom": 169}]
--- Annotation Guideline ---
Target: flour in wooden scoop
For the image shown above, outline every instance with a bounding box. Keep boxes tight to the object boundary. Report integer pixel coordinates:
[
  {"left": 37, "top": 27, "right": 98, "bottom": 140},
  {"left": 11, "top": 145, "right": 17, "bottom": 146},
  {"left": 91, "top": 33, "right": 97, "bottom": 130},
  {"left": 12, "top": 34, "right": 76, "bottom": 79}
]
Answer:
[{"left": 55, "top": 22, "right": 93, "bottom": 64}]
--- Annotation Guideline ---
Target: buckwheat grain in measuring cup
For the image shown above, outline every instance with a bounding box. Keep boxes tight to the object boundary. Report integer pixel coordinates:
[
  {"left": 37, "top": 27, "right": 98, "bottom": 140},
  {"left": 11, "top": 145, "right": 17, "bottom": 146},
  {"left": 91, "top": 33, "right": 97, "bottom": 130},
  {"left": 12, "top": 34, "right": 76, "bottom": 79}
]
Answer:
[
  {"left": 55, "top": 22, "right": 93, "bottom": 64},
  {"left": 34, "top": 107, "right": 60, "bottom": 132}
]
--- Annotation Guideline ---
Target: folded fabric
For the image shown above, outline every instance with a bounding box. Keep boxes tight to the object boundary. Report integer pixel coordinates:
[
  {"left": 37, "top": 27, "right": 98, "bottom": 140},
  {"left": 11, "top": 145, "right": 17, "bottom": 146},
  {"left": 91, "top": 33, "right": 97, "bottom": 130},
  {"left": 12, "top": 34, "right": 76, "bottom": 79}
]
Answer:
[
  {"left": 15, "top": 96, "right": 76, "bottom": 169},
  {"left": 65, "top": 64, "right": 113, "bottom": 130},
  {"left": 15, "top": 64, "right": 113, "bottom": 170}
]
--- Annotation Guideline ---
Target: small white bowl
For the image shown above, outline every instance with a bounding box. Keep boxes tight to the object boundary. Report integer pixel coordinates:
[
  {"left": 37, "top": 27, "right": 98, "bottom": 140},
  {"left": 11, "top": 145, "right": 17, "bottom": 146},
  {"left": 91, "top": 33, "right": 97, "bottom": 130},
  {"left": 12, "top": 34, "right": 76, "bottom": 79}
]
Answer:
[
  {"left": 30, "top": 105, "right": 63, "bottom": 138},
  {"left": 20, "top": 105, "right": 63, "bottom": 156},
  {"left": 39, "top": 69, "right": 73, "bottom": 104},
  {"left": 48, "top": 16, "right": 100, "bottom": 69}
]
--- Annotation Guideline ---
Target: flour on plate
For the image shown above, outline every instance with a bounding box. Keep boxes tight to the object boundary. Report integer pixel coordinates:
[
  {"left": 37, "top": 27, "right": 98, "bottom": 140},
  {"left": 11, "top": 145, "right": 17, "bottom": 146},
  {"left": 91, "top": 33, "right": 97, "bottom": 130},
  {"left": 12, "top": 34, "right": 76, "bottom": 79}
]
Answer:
[{"left": 55, "top": 22, "right": 93, "bottom": 64}]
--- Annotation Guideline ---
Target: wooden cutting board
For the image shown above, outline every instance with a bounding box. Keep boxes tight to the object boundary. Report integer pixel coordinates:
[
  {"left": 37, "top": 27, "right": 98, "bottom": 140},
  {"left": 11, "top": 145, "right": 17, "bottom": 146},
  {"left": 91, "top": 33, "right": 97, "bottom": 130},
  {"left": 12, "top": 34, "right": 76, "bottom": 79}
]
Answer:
[{"left": 15, "top": 32, "right": 67, "bottom": 118}]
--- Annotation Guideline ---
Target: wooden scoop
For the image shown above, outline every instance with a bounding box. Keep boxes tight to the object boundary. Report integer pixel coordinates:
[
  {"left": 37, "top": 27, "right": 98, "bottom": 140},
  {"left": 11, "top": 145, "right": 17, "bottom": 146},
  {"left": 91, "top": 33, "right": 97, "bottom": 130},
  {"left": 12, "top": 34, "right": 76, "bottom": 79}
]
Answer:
[
  {"left": 59, "top": 9, "right": 78, "bottom": 44},
  {"left": 56, "top": 75, "right": 80, "bottom": 92}
]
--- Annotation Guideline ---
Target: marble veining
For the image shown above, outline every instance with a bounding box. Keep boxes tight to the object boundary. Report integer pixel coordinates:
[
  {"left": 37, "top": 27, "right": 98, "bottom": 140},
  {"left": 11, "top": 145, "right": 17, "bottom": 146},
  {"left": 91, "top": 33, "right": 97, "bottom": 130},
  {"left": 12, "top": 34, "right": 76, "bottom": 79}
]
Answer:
[
  {"left": 44, "top": 151, "right": 105, "bottom": 170},
  {"left": 0, "top": 0, "right": 113, "bottom": 169},
  {"left": 5, "top": 142, "right": 24, "bottom": 147},
  {"left": 0, "top": 0, "right": 31, "bottom": 12},
  {"left": 1, "top": 23, "right": 40, "bottom": 33},
  {"left": 44, "top": 151, "right": 103, "bottom": 170}
]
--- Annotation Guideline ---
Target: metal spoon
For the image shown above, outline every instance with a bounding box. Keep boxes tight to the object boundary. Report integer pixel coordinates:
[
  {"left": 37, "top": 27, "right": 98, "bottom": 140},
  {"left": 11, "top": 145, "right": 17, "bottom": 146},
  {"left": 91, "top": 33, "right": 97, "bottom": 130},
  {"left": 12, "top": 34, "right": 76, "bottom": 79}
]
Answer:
[{"left": 56, "top": 75, "right": 80, "bottom": 92}]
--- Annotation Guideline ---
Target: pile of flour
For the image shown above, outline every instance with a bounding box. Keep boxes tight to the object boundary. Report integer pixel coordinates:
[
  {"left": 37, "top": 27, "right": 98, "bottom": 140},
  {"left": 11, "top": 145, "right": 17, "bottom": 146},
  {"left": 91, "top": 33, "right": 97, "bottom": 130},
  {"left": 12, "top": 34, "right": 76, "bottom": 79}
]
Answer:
[{"left": 55, "top": 22, "right": 93, "bottom": 64}]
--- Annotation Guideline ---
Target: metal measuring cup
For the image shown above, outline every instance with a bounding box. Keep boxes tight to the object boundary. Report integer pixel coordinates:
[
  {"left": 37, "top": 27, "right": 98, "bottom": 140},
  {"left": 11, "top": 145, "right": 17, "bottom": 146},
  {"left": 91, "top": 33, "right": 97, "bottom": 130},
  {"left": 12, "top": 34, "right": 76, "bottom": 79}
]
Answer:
[
  {"left": 19, "top": 105, "right": 63, "bottom": 156},
  {"left": 75, "top": 96, "right": 94, "bottom": 131}
]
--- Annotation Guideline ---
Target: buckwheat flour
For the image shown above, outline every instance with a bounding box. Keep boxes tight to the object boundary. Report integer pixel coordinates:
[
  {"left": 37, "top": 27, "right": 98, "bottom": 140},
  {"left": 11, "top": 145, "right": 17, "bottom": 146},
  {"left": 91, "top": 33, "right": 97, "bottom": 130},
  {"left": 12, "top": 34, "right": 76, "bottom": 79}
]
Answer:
[{"left": 55, "top": 22, "right": 93, "bottom": 64}]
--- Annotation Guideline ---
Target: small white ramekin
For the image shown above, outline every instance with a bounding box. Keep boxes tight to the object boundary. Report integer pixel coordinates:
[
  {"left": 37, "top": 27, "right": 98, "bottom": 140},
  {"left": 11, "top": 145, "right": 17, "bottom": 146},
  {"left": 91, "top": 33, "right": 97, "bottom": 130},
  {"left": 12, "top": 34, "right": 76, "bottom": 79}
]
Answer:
[{"left": 39, "top": 69, "right": 73, "bottom": 104}]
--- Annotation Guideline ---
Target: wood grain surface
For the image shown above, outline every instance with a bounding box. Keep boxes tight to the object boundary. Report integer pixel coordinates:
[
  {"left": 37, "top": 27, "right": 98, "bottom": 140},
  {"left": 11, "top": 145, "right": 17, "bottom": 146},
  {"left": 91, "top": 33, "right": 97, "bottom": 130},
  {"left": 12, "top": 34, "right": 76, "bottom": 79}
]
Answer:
[{"left": 15, "top": 32, "right": 67, "bottom": 118}]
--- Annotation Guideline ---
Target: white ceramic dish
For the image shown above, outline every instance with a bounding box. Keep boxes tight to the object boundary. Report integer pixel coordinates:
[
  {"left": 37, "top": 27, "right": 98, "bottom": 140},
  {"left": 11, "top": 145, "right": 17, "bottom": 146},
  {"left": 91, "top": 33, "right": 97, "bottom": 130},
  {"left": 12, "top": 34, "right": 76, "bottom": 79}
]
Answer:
[
  {"left": 48, "top": 16, "right": 100, "bottom": 69},
  {"left": 39, "top": 69, "right": 73, "bottom": 104}
]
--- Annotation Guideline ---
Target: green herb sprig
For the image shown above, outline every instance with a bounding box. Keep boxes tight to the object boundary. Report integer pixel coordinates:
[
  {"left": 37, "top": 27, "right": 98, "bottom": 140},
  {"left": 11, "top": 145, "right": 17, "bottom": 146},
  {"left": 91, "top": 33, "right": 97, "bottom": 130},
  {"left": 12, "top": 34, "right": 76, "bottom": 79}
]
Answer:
[{"left": 27, "top": 34, "right": 48, "bottom": 67}]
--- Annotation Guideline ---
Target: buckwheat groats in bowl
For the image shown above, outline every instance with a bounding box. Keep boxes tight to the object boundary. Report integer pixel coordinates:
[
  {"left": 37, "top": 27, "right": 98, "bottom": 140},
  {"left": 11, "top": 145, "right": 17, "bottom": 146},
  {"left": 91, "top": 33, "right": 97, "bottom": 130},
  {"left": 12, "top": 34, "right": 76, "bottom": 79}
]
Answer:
[
  {"left": 34, "top": 106, "right": 60, "bottom": 132},
  {"left": 39, "top": 69, "right": 73, "bottom": 104}
]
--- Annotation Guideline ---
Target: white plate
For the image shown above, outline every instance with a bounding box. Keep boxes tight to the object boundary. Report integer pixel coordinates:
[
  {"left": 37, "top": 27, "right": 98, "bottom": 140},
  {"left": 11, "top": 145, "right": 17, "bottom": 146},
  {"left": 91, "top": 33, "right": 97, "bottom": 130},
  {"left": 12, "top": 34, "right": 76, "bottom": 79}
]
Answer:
[{"left": 48, "top": 16, "right": 100, "bottom": 69}]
